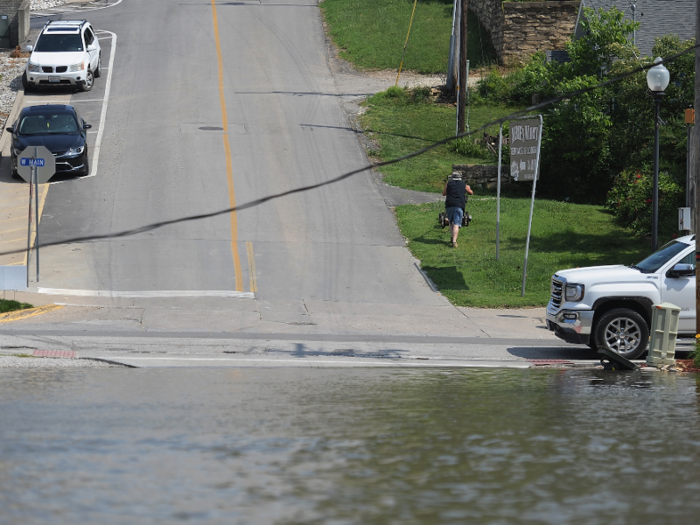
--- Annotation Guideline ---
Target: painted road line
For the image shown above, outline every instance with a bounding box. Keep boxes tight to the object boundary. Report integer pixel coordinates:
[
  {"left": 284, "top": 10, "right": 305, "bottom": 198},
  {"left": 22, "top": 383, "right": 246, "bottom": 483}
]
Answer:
[
  {"left": 211, "top": 0, "right": 244, "bottom": 293},
  {"left": 0, "top": 304, "right": 63, "bottom": 323},
  {"left": 84, "top": 30, "right": 116, "bottom": 181},
  {"left": 246, "top": 241, "right": 257, "bottom": 293},
  {"left": 37, "top": 288, "right": 254, "bottom": 299}
]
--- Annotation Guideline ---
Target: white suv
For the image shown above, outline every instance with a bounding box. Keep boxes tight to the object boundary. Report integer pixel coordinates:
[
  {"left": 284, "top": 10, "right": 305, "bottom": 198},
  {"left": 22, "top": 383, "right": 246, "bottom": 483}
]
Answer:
[{"left": 22, "top": 20, "right": 101, "bottom": 92}]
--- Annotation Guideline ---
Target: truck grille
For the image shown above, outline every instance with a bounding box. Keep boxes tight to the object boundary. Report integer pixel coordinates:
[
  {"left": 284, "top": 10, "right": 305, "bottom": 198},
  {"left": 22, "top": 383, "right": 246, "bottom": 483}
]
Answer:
[{"left": 551, "top": 277, "right": 564, "bottom": 308}]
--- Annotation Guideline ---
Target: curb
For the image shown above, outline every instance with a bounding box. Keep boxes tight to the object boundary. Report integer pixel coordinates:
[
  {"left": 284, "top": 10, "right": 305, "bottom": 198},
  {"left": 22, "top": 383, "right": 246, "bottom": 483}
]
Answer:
[
  {"left": 0, "top": 304, "right": 63, "bottom": 323},
  {"left": 0, "top": 87, "right": 24, "bottom": 157}
]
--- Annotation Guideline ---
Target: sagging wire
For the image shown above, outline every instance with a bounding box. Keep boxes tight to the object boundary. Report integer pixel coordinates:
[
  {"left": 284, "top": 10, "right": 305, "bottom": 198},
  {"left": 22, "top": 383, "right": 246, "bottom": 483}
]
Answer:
[{"left": 0, "top": 43, "right": 697, "bottom": 258}]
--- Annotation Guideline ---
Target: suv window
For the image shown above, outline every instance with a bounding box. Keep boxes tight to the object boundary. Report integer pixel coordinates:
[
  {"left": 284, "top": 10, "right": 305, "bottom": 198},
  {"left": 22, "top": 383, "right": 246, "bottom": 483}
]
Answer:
[
  {"left": 84, "top": 28, "right": 94, "bottom": 46},
  {"left": 35, "top": 34, "right": 84, "bottom": 52}
]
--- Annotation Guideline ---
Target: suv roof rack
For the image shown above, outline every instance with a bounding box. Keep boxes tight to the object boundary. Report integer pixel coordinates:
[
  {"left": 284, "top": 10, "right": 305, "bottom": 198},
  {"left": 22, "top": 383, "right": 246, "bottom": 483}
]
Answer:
[{"left": 42, "top": 19, "right": 87, "bottom": 30}]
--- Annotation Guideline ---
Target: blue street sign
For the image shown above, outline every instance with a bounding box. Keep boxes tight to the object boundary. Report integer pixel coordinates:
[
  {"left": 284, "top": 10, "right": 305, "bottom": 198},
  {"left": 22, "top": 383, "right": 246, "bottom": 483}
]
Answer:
[{"left": 20, "top": 158, "right": 46, "bottom": 167}]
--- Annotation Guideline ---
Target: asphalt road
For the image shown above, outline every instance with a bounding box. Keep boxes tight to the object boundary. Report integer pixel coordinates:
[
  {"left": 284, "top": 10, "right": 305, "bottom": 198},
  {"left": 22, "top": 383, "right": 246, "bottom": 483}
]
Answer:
[{"left": 0, "top": 0, "right": 595, "bottom": 366}]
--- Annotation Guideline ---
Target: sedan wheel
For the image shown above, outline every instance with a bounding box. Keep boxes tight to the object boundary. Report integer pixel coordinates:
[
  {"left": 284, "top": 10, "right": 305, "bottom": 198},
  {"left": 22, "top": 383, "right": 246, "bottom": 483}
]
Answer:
[{"left": 594, "top": 308, "right": 648, "bottom": 360}]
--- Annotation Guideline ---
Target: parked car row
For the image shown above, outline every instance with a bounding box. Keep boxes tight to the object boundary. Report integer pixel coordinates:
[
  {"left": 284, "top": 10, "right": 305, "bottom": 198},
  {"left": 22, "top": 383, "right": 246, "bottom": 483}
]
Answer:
[{"left": 6, "top": 19, "right": 101, "bottom": 180}]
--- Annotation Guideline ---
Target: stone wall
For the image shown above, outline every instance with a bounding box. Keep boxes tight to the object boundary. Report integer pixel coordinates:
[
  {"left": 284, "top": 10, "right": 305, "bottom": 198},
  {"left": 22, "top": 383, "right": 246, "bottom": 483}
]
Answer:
[
  {"left": 452, "top": 164, "right": 511, "bottom": 190},
  {"left": 502, "top": 2, "right": 579, "bottom": 64},
  {"left": 469, "top": 0, "right": 580, "bottom": 65},
  {"left": 0, "top": 0, "right": 27, "bottom": 48}
]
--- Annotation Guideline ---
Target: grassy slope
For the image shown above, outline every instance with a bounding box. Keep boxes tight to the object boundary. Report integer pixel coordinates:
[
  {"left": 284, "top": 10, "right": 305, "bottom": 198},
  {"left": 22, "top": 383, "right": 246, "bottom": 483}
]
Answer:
[
  {"left": 361, "top": 90, "right": 515, "bottom": 193},
  {"left": 397, "top": 199, "right": 649, "bottom": 308},
  {"left": 321, "top": 0, "right": 497, "bottom": 73}
]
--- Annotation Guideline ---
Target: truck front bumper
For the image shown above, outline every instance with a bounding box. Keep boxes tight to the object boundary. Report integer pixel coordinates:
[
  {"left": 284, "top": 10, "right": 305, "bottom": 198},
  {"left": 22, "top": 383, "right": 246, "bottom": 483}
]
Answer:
[{"left": 546, "top": 309, "right": 595, "bottom": 346}]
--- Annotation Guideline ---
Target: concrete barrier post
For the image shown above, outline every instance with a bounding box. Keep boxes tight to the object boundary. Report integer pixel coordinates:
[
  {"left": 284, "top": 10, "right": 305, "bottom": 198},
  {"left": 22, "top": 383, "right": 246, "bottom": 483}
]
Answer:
[{"left": 646, "top": 302, "right": 681, "bottom": 367}]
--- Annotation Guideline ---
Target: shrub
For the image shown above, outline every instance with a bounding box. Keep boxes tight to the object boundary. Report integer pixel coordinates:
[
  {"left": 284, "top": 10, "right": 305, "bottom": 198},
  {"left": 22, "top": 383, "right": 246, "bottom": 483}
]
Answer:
[
  {"left": 605, "top": 167, "right": 683, "bottom": 237},
  {"left": 448, "top": 137, "right": 494, "bottom": 160}
]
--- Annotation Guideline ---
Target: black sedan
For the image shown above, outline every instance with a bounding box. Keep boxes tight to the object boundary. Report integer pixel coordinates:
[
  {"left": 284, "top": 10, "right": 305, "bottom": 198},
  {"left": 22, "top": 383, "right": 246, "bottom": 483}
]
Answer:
[{"left": 6, "top": 104, "right": 91, "bottom": 180}]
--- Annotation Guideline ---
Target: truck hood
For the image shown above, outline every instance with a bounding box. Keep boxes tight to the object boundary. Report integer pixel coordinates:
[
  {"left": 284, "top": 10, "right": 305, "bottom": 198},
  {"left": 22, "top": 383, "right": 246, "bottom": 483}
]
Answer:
[{"left": 554, "top": 265, "right": 646, "bottom": 285}]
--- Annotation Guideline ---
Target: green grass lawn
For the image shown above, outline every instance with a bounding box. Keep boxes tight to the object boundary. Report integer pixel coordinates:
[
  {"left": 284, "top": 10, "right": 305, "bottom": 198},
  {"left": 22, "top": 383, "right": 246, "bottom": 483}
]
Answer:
[
  {"left": 320, "top": 0, "right": 497, "bottom": 73},
  {"left": 0, "top": 299, "right": 33, "bottom": 314},
  {"left": 397, "top": 197, "right": 651, "bottom": 308},
  {"left": 361, "top": 88, "right": 517, "bottom": 192}
]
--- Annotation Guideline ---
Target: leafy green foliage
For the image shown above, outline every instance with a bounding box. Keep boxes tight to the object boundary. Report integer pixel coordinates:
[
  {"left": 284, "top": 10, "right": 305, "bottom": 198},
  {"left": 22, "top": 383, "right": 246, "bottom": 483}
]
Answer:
[
  {"left": 448, "top": 137, "right": 494, "bottom": 161},
  {"left": 693, "top": 340, "right": 700, "bottom": 369},
  {"left": 605, "top": 168, "right": 683, "bottom": 238},
  {"left": 474, "top": 7, "right": 694, "bottom": 238}
]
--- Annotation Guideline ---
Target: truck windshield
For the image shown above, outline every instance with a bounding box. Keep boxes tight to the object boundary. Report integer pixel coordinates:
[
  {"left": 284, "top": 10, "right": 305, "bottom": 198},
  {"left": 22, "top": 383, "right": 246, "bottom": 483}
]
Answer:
[{"left": 633, "top": 241, "right": 690, "bottom": 273}]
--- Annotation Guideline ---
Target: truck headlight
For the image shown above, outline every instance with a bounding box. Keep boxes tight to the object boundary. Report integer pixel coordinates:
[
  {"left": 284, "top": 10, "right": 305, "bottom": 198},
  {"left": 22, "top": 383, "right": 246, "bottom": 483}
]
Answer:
[
  {"left": 565, "top": 284, "right": 584, "bottom": 302},
  {"left": 69, "top": 62, "right": 84, "bottom": 72},
  {"left": 27, "top": 63, "right": 40, "bottom": 73}
]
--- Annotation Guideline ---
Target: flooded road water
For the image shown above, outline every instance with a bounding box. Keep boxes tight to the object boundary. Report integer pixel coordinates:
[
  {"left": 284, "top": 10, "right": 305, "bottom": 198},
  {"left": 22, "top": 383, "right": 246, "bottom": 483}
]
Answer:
[{"left": 1, "top": 367, "right": 700, "bottom": 524}]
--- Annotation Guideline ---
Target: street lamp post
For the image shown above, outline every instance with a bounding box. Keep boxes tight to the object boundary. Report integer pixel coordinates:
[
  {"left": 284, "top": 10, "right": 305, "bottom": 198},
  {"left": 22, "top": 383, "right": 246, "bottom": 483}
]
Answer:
[{"left": 647, "top": 57, "right": 670, "bottom": 252}]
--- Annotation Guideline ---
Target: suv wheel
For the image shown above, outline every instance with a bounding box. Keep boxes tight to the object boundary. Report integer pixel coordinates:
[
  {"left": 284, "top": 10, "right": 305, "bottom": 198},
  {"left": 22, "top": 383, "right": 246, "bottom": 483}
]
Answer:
[
  {"left": 22, "top": 72, "right": 34, "bottom": 93},
  {"left": 79, "top": 69, "right": 94, "bottom": 92},
  {"left": 94, "top": 53, "right": 102, "bottom": 78},
  {"left": 594, "top": 308, "right": 648, "bottom": 360}
]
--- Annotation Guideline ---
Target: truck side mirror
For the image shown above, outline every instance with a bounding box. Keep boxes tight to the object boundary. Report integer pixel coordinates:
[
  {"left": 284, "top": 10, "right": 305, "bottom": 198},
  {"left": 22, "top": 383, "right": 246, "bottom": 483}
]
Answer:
[{"left": 667, "top": 263, "right": 695, "bottom": 278}]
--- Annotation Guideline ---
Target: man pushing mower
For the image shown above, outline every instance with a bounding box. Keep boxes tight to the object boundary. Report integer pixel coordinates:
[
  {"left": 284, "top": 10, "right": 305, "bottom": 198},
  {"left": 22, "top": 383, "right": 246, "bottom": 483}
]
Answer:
[{"left": 441, "top": 171, "right": 473, "bottom": 248}]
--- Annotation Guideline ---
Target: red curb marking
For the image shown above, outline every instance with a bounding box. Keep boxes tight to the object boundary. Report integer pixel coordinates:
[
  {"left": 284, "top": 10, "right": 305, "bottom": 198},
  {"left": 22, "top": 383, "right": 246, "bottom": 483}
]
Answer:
[{"left": 33, "top": 350, "right": 76, "bottom": 359}]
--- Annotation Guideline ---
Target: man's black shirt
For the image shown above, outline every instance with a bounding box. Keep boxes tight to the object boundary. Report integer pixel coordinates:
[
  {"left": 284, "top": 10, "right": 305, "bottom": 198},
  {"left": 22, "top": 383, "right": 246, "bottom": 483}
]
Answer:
[{"left": 445, "top": 179, "right": 466, "bottom": 209}]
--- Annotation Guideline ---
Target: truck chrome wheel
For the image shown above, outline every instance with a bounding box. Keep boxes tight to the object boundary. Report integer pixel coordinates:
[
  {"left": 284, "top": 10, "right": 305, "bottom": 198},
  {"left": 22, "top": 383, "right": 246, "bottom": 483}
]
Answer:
[{"left": 594, "top": 308, "right": 648, "bottom": 360}]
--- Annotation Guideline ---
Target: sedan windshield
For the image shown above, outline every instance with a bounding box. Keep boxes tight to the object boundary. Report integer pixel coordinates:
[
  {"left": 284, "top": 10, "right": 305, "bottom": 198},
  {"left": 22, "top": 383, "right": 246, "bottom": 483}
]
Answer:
[
  {"left": 34, "top": 34, "right": 83, "bottom": 52},
  {"left": 632, "top": 240, "right": 691, "bottom": 273},
  {"left": 18, "top": 114, "right": 79, "bottom": 135}
]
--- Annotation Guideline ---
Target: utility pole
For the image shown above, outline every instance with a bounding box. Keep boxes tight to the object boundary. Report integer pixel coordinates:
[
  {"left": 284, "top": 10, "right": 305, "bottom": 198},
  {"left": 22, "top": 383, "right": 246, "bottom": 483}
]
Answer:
[
  {"left": 695, "top": 0, "right": 700, "bottom": 336},
  {"left": 457, "top": 0, "right": 468, "bottom": 133}
]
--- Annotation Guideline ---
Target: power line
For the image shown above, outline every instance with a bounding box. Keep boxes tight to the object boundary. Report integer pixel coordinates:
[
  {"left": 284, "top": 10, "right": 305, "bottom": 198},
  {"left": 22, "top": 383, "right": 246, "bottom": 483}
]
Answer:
[{"left": 0, "top": 43, "right": 697, "bottom": 258}]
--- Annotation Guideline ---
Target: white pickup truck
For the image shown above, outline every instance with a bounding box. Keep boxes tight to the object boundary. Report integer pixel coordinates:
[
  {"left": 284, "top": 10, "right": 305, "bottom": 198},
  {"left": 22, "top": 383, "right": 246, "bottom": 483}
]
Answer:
[{"left": 546, "top": 234, "right": 696, "bottom": 359}]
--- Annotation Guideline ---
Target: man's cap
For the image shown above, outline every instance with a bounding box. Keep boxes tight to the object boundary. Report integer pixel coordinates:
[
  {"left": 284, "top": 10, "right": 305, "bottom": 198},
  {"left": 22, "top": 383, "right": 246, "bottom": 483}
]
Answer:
[{"left": 451, "top": 171, "right": 462, "bottom": 178}]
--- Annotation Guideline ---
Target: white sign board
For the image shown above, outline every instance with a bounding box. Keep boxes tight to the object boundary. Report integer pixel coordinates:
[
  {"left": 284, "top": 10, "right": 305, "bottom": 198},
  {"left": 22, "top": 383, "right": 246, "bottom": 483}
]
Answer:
[
  {"left": 510, "top": 119, "right": 541, "bottom": 182},
  {"left": 17, "top": 146, "right": 56, "bottom": 184}
]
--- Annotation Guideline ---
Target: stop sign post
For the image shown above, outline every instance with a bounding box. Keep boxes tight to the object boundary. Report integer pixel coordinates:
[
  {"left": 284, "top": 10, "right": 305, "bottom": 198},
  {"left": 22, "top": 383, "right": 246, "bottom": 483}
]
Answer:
[{"left": 17, "top": 146, "right": 55, "bottom": 284}]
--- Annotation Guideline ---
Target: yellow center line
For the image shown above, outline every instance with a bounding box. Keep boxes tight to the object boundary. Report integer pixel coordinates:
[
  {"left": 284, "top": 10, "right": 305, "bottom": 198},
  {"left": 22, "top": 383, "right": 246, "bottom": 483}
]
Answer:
[{"left": 211, "top": 0, "right": 243, "bottom": 292}]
